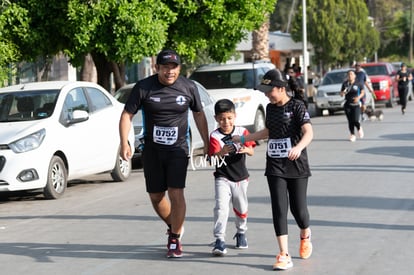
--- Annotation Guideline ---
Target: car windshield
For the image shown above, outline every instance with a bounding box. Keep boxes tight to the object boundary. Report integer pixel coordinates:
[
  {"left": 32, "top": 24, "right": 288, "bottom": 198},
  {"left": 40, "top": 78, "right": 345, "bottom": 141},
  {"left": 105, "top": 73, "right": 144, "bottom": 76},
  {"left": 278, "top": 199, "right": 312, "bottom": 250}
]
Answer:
[
  {"left": 362, "top": 65, "right": 388, "bottom": 76},
  {"left": 321, "top": 71, "right": 347, "bottom": 85},
  {"left": 0, "top": 90, "right": 60, "bottom": 122},
  {"left": 190, "top": 69, "right": 257, "bottom": 89}
]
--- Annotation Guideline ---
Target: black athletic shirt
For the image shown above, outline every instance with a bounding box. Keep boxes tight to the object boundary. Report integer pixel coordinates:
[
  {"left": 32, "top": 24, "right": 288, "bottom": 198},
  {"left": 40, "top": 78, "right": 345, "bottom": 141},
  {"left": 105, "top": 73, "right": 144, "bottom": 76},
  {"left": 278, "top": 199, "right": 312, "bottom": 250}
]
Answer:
[
  {"left": 341, "top": 80, "right": 364, "bottom": 104},
  {"left": 124, "top": 74, "right": 203, "bottom": 155},
  {"left": 397, "top": 70, "right": 410, "bottom": 87},
  {"left": 209, "top": 126, "right": 256, "bottom": 182},
  {"left": 265, "top": 98, "right": 312, "bottom": 178}
]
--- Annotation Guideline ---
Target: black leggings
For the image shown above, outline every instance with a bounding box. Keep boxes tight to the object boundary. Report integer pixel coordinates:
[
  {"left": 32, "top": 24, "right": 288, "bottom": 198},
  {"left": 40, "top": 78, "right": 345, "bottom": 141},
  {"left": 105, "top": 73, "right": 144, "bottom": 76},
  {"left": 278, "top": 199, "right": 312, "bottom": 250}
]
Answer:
[
  {"left": 344, "top": 104, "right": 361, "bottom": 135},
  {"left": 398, "top": 85, "right": 408, "bottom": 109},
  {"left": 267, "top": 176, "right": 310, "bottom": 236}
]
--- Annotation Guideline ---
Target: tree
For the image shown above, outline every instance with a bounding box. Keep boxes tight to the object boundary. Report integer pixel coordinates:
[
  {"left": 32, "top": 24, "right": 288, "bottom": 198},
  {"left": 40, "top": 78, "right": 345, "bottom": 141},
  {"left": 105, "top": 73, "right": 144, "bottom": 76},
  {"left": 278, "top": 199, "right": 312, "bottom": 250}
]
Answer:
[
  {"left": 252, "top": 16, "right": 271, "bottom": 61},
  {"left": 270, "top": 0, "right": 297, "bottom": 32},
  {"left": 64, "top": 0, "right": 176, "bottom": 91},
  {"left": 9, "top": 1, "right": 71, "bottom": 82},
  {"left": 0, "top": 1, "right": 29, "bottom": 85},
  {"left": 65, "top": 0, "right": 277, "bottom": 91},
  {"left": 290, "top": 0, "right": 379, "bottom": 68}
]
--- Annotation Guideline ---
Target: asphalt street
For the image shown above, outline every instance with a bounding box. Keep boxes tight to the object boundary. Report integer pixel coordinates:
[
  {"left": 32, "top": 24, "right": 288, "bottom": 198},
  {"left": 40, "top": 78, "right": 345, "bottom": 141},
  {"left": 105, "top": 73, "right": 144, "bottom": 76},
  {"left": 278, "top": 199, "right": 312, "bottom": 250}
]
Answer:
[{"left": 0, "top": 101, "right": 413, "bottom": 275}]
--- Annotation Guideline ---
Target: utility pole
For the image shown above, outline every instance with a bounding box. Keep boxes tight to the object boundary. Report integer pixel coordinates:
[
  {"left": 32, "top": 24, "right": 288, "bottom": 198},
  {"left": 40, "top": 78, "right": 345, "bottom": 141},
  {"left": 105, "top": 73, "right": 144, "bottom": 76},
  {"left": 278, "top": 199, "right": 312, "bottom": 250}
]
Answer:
[
  {"left": 302, "top": 0, "right": 308, "bottom": 99},
  {"left": 410, "top": 0, "right": 413, "bottom": 63}
]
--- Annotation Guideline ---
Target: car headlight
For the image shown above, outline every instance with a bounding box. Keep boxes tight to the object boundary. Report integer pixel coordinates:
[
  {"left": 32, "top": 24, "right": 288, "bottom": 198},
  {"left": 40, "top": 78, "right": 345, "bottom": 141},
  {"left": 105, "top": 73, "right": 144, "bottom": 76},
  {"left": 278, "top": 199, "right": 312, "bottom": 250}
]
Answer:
[
  {"left": 9, "top": 129, "right": 46, "bottom": 153},
  {"left": 379, "top": 80, "right": 389, "bottom": 90},
  {"left": 317, "top": 90, "right": 326, "bottom": 97}
]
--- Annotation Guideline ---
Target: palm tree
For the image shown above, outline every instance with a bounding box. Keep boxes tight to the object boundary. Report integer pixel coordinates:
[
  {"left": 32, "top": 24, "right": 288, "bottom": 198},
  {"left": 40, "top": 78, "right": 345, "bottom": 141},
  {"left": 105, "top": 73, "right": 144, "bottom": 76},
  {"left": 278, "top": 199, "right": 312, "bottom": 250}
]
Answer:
[{"left": 252, "top": 15, "right": 270, "bottom": 61}]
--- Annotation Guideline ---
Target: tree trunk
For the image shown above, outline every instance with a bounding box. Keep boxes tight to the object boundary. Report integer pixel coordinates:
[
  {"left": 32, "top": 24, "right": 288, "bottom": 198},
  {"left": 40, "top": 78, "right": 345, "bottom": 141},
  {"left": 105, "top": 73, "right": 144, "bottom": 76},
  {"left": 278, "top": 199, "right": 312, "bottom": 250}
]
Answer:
[
  {"left": 81, "top": 54, "right": 97, "bottom": 83},
  {"left": 252, "top": 16, "right": 270, "bottom": 61},
  {"left": 91, "top": 52, "right": 112, "bottom": 92},
  {"left": 111, "top": 62, "right": 126, "bottom": 92}
]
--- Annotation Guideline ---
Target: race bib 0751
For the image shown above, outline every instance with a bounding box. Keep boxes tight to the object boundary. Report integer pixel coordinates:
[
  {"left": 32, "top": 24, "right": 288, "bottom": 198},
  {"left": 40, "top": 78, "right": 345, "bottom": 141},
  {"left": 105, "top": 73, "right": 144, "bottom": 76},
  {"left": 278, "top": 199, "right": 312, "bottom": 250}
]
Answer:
[{"left": 267, "top": 138, "right": 292, "bottom": 158}]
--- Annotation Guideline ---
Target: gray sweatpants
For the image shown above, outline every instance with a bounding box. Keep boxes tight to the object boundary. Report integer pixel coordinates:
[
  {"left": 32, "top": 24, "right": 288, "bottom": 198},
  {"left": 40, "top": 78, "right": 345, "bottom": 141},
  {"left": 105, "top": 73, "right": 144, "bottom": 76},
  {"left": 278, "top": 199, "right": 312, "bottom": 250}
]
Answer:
[{"left": 213, "top": 177, "right": 249, "bottom": 241}]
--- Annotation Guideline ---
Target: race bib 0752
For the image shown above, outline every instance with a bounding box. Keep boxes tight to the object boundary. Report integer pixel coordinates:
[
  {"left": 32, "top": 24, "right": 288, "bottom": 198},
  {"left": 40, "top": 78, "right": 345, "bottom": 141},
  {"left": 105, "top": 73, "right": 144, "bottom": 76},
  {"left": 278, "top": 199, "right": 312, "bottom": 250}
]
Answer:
[{"left": 153, "top": 125, "right": 178, "bottom": 145}]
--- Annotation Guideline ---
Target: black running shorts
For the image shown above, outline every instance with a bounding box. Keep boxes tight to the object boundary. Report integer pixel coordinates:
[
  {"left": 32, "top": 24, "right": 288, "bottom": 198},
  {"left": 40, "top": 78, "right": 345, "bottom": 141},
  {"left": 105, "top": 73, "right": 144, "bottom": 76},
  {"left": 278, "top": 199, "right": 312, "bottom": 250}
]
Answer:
[{"left": 142, "top": 144, "right": 189, "bottom": 193}]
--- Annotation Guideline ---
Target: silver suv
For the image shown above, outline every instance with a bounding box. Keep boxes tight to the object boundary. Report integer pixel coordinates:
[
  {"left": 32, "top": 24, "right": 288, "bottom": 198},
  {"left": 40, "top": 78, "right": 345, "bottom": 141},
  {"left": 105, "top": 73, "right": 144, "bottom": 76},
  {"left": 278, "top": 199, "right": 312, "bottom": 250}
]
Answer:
[{"left": 189, "top": 62, "right": 275, "bottom": 133}]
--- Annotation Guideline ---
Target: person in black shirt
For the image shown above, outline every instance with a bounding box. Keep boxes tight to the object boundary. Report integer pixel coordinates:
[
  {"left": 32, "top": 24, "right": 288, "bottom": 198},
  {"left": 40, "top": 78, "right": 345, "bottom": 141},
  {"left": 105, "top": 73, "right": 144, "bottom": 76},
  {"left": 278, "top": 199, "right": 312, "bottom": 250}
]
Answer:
[
  {"left": 395, "top": 63, "right": 412, "bottom": 114},
  {"left": 340, "top": 69, "right": 365, "bottom": 142},
  {"left": 119, "top": 49, "right": 209, "bottom": 258},
  {"left": 233, "top": 69, "right": 313, "bottom": 270},
  {"left": 355, "top": 63, "right": 374, "bottom": 120}
]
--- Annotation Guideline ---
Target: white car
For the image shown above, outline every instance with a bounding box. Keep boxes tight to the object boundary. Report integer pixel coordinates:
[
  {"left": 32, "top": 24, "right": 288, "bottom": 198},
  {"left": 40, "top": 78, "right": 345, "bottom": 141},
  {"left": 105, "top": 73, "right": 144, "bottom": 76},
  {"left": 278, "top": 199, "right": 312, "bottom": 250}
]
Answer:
[
  {"left": 114, "top": 80, "right": 217, "bottom": 159},
  {"left": 189, "top": 62, "right": 275, "bottom": 133},
  {"left": 315, "top": 68, "right": 375, "bottom": 115},
  {"left": 0, "top": 81, "right": 135, "bottom": 199}
]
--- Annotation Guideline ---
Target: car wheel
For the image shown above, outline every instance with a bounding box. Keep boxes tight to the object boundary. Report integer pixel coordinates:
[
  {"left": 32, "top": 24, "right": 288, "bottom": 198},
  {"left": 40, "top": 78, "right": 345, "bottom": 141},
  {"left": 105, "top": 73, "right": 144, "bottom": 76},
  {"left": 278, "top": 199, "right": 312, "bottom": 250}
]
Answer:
[
  {"left": 254, "top": 109, "right": 265, "bottom": 132},
  {"left": 43, "top": 156, "right": 67, "bottom": 199},
  {"left": 253, "top": 109, "right": 265, "bottom": 145},
  {"left": 111, "top": 146, "right": 132, "bottom": 182},
  {"left": 314, "top": 105, "right": 323, "bottom": 116},
  {"left": 386, "top": 89, "right": 394, "bottom": 108}
]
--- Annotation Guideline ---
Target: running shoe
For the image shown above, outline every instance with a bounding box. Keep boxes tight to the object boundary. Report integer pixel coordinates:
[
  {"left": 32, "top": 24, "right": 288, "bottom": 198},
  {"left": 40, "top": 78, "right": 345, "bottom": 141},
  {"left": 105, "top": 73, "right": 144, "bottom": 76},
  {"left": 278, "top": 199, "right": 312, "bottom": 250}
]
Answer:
[
  {"left": 233, "top": 233, "right": 248, "bottom": 249},
  {"left": 272, "top": 253, "right": 293, "bottom": 270},
  {"left": 299, "top": 235, "right": 313, "bottom": 259},
  {"left": 166, "top": 238, "right": 182, "bottom": 258},
  {"left": 349, "top": 135, "right": 356, "bottom": 142},
  {"left": 212, "top": 239, "right": 227, "bottom": 256},
  {"left": 358, "top": 127, "right": 364, "bottom": 139}
]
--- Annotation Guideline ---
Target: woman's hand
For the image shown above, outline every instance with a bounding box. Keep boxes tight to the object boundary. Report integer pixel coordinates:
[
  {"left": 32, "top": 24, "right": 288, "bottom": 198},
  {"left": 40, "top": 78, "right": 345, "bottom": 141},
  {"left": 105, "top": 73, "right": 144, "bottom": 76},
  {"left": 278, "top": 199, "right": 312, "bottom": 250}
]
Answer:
[
  {"left": 288, "top": 146, "right": 302, "bottom": 161},
  {"left": 232, "top": 135, "right": 241, "bottom": 143}
]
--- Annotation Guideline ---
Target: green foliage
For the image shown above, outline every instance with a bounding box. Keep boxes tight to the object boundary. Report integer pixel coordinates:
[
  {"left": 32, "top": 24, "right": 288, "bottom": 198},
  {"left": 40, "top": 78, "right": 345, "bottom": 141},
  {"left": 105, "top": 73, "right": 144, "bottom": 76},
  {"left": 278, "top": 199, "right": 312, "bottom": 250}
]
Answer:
[
  {"left": 290, "top": 0, "right": 380, "bottom": 67},
  {"left": 270, "top": 0, "right": 294, "bottom": 32},
  {"left": 0, "top": 2, "right": 30, "bottom": 84},
  {"left": 65, "top": 0, "right": 177, "bottom": 66},
  {"left": 63, "top": 0, "right": 276, "bottom": 67},
  {"left": 15, "top": 1, "right": 70, "bottom": 61},
  {"left": 2, "top": 0, "right": 276, "bottom": 86}
]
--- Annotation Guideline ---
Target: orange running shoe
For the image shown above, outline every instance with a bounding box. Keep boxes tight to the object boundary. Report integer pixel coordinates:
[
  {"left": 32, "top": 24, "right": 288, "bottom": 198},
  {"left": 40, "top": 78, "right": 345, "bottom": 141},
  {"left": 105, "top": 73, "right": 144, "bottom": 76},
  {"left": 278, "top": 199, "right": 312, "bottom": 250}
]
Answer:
[
  {"left": 299, "top": 235, "right": 313, "bottom": 259},
  {"left": 272, "top": 253, "right": 293, "bottom": 270}
]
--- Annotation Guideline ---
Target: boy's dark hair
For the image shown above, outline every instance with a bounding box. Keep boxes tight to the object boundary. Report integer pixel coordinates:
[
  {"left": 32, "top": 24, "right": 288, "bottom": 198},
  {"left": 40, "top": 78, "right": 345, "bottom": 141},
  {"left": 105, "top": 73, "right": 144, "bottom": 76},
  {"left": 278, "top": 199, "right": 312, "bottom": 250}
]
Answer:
[{"left": 214, "top": 99, "right": 235, "bottom": 115}]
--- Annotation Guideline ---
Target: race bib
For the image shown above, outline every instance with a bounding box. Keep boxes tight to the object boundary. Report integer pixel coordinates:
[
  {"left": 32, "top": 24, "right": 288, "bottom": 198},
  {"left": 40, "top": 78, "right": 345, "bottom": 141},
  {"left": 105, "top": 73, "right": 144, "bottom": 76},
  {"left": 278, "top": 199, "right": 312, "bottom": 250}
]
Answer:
[
  {"left": 267, "top": 138, "right": 292, "bottom": 158},
  {"left": 153, "top": 125, "right": 178, "bottom": 145}
]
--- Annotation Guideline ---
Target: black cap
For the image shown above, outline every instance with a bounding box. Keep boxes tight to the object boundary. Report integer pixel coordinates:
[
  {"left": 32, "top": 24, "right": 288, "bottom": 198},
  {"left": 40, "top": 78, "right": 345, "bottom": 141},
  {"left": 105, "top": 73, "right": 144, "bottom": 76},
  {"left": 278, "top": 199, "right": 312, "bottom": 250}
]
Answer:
[
  {"left": 256, "top": 69, "right": 287, "bottom": 93},
  {"left": 156, "top": 49, "right": 181, "bottom": 65}
]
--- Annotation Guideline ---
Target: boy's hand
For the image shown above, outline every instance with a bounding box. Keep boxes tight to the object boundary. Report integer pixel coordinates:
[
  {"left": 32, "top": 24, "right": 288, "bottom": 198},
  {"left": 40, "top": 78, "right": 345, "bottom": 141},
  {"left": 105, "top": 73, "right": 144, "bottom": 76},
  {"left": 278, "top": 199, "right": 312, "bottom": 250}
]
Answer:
[{"left": 221, "top": 144, "right": 235, "bottom": 155}]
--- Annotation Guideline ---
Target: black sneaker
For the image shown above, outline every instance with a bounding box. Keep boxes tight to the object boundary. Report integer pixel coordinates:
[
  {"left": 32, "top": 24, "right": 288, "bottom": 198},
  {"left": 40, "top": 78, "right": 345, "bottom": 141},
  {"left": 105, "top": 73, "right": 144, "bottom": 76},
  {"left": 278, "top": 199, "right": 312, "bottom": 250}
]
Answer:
[
  {"left": 166, "top": 238, "right": 183, "bottom": 258},
  {"left": 212, "top": 239, "right": 227, "bottom": 256},
  {"left": 233, "top": 233, "right": 248, "bottom": 249}
]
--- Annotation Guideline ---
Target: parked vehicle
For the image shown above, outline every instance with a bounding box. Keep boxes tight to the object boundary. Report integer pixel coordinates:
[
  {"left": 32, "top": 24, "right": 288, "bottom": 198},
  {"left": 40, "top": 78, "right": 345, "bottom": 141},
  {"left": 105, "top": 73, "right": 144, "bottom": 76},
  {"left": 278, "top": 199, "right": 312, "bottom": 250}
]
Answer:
[
  {"left": 360, "top": 62, "right": 398, "bottom": 107},
  {"left": 315, "top": 68, "right": 375, "bottom": 115},
  {"left": 0, "top": 81, "right": 135, "bottom": 199},
  {"left": 114, "top": 80, "right": 217, "bottom": 160},
  {"left": 189, "top": 62, "right": 275, "bottom": 133}
]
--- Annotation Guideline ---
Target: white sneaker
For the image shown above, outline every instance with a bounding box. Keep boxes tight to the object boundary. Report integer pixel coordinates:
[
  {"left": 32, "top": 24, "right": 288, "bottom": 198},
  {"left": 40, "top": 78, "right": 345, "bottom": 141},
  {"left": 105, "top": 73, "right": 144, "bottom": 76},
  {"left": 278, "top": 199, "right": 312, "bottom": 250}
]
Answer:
[
  {"left": 350, "top": 135, "right": 356, "bottom": 142},
  {"left": 358, "top": 127, "right": 364, "bottom": 139}
]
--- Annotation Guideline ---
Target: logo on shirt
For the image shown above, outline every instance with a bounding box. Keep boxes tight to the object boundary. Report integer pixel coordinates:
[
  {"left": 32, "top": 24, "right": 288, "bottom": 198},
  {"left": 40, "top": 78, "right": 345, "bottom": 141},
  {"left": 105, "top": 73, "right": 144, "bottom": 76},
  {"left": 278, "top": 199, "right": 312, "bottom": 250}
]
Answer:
[
  {"left": 176, "top": 95, "right": 186, "bottom": 105},
  {"left": 150, "top": 96, "right": 160, "bottom": 102}
]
